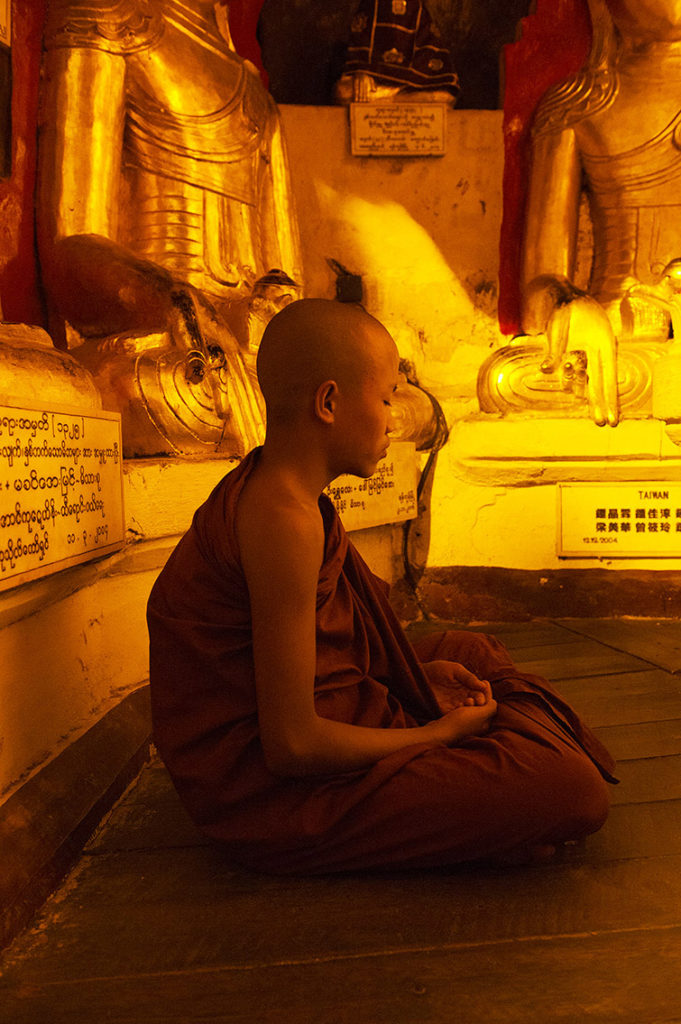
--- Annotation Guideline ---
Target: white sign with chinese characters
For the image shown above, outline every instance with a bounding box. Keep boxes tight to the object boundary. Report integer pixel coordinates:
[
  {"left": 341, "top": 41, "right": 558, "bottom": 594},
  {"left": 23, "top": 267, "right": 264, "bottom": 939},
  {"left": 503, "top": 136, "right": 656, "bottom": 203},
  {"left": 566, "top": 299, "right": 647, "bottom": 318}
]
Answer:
[
  {"left": 557, "top": 483, "right": 681, "bottom": 558},
  {"left": 0, "top": 401, "right": 125, "bottom": 591},
  {"left": 350, "top": 103, "right": 446, "bottom": 157},
  {"left": 325, "top": 441, "right": 418, "bottom": 531}
]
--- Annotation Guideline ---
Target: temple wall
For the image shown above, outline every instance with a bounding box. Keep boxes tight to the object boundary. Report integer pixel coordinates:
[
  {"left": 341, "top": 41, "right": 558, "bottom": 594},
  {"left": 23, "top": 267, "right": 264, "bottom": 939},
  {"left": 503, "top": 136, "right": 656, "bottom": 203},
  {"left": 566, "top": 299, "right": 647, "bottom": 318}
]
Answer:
[
  {"left": 281, "top": 105, "right": 504, "bottom": 397},
  {"left": 0, "top": 556, "right": 152, "bottom": 800}
]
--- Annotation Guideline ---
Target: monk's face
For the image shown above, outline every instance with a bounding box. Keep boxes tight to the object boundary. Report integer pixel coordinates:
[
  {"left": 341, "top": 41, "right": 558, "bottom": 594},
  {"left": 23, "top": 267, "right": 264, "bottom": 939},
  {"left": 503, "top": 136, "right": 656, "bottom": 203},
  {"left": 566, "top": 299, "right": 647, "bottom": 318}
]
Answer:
[
  {"left": 334, "top": 324, "right": 400, "bottom": 480},
  {"left": 607, "top": 0, "right": 681, "bottom": 38}
]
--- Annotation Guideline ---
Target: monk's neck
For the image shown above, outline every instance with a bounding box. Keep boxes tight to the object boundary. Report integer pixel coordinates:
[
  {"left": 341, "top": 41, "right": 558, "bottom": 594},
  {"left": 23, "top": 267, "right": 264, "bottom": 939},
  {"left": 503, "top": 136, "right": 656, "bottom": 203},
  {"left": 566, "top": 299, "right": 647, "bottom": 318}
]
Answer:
[{"left": 257, "top": 436, "right": 335, "bottom": 504}]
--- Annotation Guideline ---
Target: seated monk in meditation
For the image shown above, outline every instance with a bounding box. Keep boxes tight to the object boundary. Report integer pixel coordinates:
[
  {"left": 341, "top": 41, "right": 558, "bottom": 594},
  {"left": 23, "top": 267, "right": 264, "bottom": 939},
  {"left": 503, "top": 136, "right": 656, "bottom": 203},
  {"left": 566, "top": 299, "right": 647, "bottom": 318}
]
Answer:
[{"left": 147, "top": 298, "right": 617, "bottom": 873}]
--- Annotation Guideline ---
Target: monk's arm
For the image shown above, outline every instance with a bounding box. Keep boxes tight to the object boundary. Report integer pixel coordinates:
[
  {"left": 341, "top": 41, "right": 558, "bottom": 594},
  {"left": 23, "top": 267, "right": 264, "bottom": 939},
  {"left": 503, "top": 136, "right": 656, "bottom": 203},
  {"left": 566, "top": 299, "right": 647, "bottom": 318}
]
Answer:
[{"left": 239, "top": 506, "right": 495, "bottom": 778}]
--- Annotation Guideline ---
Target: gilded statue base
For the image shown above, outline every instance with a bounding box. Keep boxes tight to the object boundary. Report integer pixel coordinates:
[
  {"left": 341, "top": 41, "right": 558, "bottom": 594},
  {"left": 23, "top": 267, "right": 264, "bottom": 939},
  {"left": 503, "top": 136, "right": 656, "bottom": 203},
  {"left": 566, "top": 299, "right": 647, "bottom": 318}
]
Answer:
[
  {"left": 0, "top": 323, "right": 101, "bottom": 411},
  {"left": 72, "top": 329, "right": 264, "bottom": 460},
  {"left": 478, "top": 337, "right": 671, "bottom": 420},
  {"left": 652, "top": 344, "right": 681, "bottom": 447}
]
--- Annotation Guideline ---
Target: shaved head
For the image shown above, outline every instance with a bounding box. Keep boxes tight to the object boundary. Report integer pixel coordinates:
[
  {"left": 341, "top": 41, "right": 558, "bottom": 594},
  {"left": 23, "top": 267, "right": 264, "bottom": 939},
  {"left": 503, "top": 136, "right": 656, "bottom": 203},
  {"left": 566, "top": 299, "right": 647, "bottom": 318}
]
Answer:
[{"left": 257, "top": 299, "right": 396, "bottom": 425}]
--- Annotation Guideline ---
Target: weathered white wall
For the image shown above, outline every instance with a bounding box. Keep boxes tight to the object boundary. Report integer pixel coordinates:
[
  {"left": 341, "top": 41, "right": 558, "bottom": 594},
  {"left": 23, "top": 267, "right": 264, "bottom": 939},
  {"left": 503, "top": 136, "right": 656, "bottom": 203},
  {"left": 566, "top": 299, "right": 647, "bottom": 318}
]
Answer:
[
  {"left": 0, "top": 454, "right": 238, "bottom": 804},
  {"left": 281, "top": 106, "right": 504, "bottom": 414},
  {"left": 0, "top": 548, "right": 157, "bottom": 802}
]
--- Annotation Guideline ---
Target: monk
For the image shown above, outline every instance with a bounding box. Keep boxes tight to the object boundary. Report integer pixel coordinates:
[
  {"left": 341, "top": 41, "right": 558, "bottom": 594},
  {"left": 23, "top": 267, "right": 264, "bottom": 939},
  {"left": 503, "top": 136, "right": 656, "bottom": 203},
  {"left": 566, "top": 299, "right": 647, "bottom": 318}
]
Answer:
[{"left": 147, "top": 298, "right": 617, "bottom": 873}]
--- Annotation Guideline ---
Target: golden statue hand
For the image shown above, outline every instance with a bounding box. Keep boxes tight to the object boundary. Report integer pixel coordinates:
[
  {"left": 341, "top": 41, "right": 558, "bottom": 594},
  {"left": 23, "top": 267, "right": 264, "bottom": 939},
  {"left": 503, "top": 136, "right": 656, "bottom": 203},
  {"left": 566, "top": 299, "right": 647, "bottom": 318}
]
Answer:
[
  {"left": 580, "top": 299, "right": 619, "bottom": 427},
  {"left": 622, "top": 259, "right": 681, "bottom": 339},
  {"left": 167, "top": 289, "right": 240, "bottom": 422},
  {"left": 43, "top": 234, "right": 176, "bottom": 340},
  {"left": 524, "top": 276, "right": 619, "bottom": 427},
  {"left": 548, "top": 296, "right": 619, "bottom": 427}
]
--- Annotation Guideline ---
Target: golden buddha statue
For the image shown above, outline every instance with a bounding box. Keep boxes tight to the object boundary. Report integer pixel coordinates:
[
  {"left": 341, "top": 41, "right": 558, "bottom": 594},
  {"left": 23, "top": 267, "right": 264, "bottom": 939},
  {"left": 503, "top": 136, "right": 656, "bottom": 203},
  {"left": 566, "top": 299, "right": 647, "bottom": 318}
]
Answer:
[
  {"left": 37, "top": 0, "right": 302, "bottom": 458},
  {"left": 479, "top": 0, "right": 681, "bottom": 427}
]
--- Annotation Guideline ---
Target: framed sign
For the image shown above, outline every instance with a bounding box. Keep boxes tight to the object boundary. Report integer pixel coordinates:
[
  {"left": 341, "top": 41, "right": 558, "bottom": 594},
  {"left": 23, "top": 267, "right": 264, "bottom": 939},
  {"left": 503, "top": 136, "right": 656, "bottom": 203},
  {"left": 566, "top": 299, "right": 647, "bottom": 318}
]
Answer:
[
  {"left": 557, "top": 482, "right": 681, "bottom": 558},
  {"left": 0, "top": 400, "right": 125, "bottom": 591},
  {"left": 350, "top": 102, "right": 446, "bottom": 157},
  {"left": 325, "top": 441, "right": 417, "bottom": 531}
]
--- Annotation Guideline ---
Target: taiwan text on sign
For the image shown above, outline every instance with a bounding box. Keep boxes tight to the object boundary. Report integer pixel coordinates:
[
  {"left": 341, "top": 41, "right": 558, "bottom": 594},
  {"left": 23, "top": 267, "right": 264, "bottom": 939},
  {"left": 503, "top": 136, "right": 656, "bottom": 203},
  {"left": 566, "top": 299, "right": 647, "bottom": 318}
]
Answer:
[
  {"left": 0, "top": 402, "right": 125, "bottom": 591},
  {"left": 350, "top": 103, "right": 446, "bottom": 156},
  {"left": 325, "top": 441, "right": 417, "bottom": 531},
  {"left": 557, "top": 482, "right": 681, "bottom": 558}
]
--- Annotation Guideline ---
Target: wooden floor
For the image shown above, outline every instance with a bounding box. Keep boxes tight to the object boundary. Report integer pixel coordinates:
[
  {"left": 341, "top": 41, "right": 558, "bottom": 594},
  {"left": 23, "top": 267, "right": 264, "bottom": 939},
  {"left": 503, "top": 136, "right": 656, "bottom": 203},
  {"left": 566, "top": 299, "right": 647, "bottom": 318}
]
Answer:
[{"left": 2, "top": 619, "right": 681, "bottom": 1023}]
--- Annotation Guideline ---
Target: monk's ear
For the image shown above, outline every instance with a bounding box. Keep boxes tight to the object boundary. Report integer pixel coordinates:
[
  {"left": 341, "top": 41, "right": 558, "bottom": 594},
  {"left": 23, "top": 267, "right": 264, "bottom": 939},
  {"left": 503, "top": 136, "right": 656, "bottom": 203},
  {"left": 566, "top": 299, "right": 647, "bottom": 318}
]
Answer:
[{"left": 314, "top": 379, "right": 338, "bottom": 424}]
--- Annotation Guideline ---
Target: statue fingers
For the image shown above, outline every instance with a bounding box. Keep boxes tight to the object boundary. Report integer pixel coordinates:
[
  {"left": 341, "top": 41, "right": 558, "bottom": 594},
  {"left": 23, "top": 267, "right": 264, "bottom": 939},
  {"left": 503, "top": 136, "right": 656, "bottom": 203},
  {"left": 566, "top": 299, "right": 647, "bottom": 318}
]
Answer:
[
  {"left": 542, "top": 305, "right": 571, "bottom": 372},
  {"left": 603, "top": 374, "right": 620, "bottom": 427},
  {"left": 587, "top": 351, "right": 619, "bottom": 428}
]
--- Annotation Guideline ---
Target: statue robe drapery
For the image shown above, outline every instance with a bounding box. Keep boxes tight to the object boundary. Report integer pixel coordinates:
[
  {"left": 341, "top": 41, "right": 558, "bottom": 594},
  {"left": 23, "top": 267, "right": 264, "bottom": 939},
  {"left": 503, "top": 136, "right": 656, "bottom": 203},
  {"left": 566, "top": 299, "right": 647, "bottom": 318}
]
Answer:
[{"left": 147, "top": 450, "right": 616, "bottom": 873}]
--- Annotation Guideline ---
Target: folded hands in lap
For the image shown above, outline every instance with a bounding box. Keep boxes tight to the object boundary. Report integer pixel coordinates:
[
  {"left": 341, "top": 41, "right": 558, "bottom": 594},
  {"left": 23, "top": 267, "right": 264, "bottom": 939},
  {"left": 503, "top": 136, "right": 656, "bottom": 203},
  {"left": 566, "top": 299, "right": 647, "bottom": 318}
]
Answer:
[{"left": 423, "top": 659, "right": 494, "bottom": 712}]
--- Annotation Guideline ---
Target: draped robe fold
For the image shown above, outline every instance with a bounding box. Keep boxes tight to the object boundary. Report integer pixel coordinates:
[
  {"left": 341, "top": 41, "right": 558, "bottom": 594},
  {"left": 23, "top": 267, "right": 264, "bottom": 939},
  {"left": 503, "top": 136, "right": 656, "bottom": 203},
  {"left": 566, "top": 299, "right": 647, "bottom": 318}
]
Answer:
[{"left": 147, "top": 450, "right": 616, "bottom": 873}]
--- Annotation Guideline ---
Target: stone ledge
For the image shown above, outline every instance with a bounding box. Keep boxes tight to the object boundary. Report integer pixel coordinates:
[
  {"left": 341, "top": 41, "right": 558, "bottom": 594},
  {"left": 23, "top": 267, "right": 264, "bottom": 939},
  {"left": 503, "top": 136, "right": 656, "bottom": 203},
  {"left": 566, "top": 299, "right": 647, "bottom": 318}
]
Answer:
[
  {"left": 124, "top": 457, "right": 239, "bottom": 541},
  {"left": 0, "top": 537, "right": 174, "bottom": 630},
  {"left": 0, "top": 686, "right": 152, "bottom": 951},
  {"left": 448, "top": 417, "right": 681, "bottom": 486}
]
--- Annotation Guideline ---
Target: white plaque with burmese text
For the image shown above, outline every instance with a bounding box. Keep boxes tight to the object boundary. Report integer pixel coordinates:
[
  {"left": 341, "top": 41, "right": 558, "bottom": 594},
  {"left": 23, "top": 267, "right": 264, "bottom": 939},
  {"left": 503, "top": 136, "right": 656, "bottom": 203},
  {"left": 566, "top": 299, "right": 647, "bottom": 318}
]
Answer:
[
  {"left": 0, "top": 401, "right": 125, "bottom": 591},
  {"left": 557, "top": 482, "right": 681, "bottom": 558},
  {"left": 350, "top": 103, "right": 446, "bottom": 157},
  {"left": 325, "top": 441, "right": 418, "bottom": 531}
]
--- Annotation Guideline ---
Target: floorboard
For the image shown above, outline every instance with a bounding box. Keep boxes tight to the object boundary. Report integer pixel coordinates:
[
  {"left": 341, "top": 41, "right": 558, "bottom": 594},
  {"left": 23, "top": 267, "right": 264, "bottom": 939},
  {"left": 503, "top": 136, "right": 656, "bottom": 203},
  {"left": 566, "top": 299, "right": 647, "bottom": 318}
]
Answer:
[
  {"left": 548, "top": 670, "right": 681, "bottom": 727},
  {"left": 512, "top": 642, "right": 651, "bottom": 680},
  {"left": 610, "top": 753, "right": 681, "bottom": 804},
  {"left": 2, "top": 618, "right": 681, "bottom": 1024},
  {"left": 593, "top": 718, "right": 681, "bottom": 760},
  {"left": 2, "top": 849, "right": 680, "bottom": 982},
  {"left": 557, "top": 618, "right": 681, "bottom": 673},
  {"left": 85, "top": 763, "right": 206, "bottom": 855},
  {"left": 408, "top": 621, "right": 582, "bottom": 650},
  {"left": 579, "top": 799, "right": 681, "bottom": 861},
  {"left": 2, "top": 928, "right": 681, "bottom": 1024}
]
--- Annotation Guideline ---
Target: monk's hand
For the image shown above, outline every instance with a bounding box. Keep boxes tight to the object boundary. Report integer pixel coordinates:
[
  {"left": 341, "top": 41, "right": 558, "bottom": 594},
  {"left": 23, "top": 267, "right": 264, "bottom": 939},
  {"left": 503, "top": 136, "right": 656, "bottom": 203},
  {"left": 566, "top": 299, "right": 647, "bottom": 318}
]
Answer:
[
  {"left": 422, "top": 660, "right": 493, "bottom": 711},
  {"left": 433, "top": 701, "right": 498, "bottom": 745}
]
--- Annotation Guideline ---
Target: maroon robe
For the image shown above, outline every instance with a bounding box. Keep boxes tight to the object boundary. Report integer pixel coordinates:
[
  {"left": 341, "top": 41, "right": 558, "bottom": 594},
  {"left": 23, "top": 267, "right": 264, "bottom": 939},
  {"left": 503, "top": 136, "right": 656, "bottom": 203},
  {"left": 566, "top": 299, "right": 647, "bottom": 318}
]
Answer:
[
  {"left": 147, "top": 449, "right": 616, "bottom": 873},
  {"left": 341, "top": 0, "right": 459, "bottom": 98}
]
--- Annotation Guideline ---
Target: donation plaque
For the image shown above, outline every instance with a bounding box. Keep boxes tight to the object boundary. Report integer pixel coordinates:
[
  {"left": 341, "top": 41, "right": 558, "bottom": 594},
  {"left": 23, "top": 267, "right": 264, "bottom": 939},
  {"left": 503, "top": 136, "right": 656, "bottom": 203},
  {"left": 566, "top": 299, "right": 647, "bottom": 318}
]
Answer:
[
  {"left": 350, "top": 102, "right": 446, "bottom": 156},
  {"left": 0, "top": 401, "right": 125, "bottom": 591},
  {"left": 325, "top": 441, "right": 418, "bottom": 531},
  {"left": 557, "top": 482, "right": 681, "bottom": 558}
]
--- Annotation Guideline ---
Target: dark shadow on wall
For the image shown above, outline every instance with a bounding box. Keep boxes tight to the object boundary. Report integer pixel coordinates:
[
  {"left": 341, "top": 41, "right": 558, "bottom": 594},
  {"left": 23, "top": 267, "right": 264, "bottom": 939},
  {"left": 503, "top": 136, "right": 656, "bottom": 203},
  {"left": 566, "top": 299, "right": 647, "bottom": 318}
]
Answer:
[{"left": 258, "top": 0, "right": 533, "bottom": 109}]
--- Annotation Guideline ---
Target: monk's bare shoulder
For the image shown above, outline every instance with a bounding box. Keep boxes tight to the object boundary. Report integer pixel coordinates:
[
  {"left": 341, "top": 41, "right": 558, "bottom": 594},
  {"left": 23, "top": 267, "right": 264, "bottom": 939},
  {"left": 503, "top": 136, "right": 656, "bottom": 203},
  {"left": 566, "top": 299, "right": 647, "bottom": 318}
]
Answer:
[{"left": 235, "top": 467, "right": 325, "bottom": 590}]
